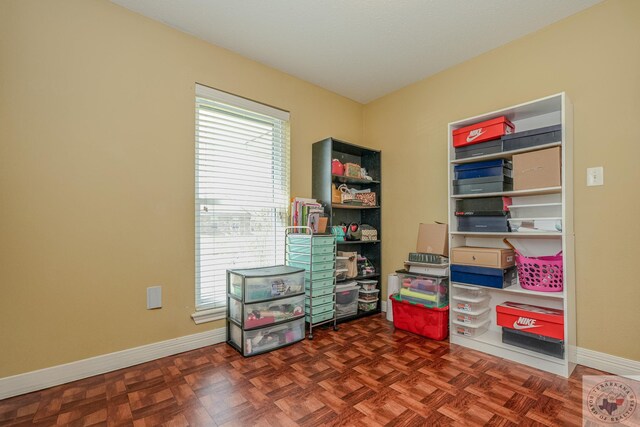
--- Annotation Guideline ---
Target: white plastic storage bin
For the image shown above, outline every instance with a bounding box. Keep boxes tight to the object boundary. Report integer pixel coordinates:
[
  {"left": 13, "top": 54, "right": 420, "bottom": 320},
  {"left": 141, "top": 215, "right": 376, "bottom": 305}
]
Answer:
[
  {"left": 358, "top": 289, "right": 380, "bottom": 302},
  {"left": 336, "top": 282, "right": 359, "bottom": 318},
  {"left": 229, "top": 294, "right": 305, "bottom": 329},
  {"left": 229, "top": 317, "right": 305, "bottom": 356},
  {"left": 452, "top": 307, "right": 490, "bottom": 326},
  {"left": 451, "top": 284, "right": 488, "bottom": 298},
  {"left": 358, "top": 299, "right": 378, "bottom": 312},
  {"left": 451, "top": 293, "right": 490, "bottom": 313},
  {"left": 357, "top": 279, "right": 378, "bottom": 291},
  {"left": 228, "top": 266, "right": 305, "bottom": 303},
  {"left": 452, "top": 320, "right": 490, "bottom": 338}
]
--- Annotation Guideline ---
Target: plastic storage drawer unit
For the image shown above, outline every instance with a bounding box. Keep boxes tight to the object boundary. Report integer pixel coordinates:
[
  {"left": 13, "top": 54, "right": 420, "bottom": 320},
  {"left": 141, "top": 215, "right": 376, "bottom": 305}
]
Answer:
[{"left": 391, "top": 294, "right": 449, "bottom": 340}]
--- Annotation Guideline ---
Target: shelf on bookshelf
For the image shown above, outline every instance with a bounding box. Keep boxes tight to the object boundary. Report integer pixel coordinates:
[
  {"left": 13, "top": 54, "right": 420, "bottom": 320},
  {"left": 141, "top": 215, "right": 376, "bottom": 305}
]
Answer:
[{"left": 451, "top": 187, "right": 562, "bottom": 199}]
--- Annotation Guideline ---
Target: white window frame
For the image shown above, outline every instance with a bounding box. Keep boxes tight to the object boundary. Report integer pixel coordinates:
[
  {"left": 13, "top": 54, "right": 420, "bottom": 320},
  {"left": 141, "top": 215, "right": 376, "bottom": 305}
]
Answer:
[{"left": 191, "top": 84, "right": 290, "bottom": 324}]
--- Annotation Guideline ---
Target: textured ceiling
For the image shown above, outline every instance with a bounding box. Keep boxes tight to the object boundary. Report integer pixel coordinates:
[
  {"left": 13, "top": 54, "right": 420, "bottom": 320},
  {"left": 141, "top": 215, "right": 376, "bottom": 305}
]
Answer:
[{"left": 111, "top": 0, "right": 602, "bottom": 103}]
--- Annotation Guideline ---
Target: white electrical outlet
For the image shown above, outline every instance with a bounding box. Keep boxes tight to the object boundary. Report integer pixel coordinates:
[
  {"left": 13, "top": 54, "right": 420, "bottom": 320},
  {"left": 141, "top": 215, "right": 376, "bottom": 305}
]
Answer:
[
  {"left": 147, "top": 286, "right": 162, "bottom": 309},
  {"left": 587, "top": 166, "right": 604, "bottom": 186}
]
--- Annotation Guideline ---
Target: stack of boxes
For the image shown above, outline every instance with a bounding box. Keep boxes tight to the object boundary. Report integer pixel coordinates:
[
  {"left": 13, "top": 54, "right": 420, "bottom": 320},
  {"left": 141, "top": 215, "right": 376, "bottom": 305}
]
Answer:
[
  {"left": 450, "top": 115, "right": 565, "bottom": 357},
  {"left": 450, "top": 246, "right": 515, "bottom": 337},
  {"left": 390, "top": 223, "right": 450, "bottom": 341}
]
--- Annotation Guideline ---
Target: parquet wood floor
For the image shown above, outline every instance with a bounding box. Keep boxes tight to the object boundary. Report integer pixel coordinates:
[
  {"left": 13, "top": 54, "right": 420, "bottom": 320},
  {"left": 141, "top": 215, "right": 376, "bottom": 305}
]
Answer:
[{"left": 0, "top": 314, "right": 611, "bottom": 426}]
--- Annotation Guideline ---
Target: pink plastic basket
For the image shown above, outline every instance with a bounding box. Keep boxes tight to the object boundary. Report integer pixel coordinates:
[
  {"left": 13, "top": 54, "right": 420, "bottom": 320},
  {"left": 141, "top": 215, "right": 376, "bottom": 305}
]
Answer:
[{"left": 515, "top": 251, "right": 563, "bottom": 292}]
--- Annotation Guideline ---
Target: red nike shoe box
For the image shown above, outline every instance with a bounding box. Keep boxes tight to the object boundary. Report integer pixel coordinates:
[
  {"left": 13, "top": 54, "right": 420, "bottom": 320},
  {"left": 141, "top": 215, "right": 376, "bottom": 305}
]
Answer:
[
  {"left": 453, "top": 116, "right": 515, "bottom": 148},
  {"left": 496, "top": 301, "right": 564, "bottom": 340}
]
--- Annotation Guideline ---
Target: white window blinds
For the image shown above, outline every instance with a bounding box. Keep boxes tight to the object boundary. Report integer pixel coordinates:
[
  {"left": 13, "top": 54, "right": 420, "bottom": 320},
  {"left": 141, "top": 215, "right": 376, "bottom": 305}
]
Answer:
[{"left": 195, "top": 84, "right": 290, "bottom": 311}]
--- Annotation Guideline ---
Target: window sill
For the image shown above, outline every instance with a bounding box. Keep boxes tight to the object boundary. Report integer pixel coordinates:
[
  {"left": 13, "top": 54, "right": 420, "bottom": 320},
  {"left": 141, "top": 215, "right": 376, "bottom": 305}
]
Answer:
[{"left": 191, "top": 307, "right": 226, "bottom": 325}]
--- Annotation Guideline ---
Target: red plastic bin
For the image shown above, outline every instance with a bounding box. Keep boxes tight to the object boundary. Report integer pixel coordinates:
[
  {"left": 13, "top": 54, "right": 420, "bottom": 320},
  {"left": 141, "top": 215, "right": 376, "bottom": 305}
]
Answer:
[
  {"left": 453, "top": 116, "right": 514, "bottom": 148},
  {"left": 391, "top": 294, "right": 449, "bottom": 340}
]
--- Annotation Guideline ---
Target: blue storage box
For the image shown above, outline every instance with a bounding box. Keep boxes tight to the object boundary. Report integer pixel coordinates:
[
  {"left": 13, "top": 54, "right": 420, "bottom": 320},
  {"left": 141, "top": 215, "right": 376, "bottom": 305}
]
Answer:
[
  {"left": 451, "top": 264, "right": 517, "bottom": 289},
  {"left": 454, "top": 159, "right": 512, "bottom": 180}
]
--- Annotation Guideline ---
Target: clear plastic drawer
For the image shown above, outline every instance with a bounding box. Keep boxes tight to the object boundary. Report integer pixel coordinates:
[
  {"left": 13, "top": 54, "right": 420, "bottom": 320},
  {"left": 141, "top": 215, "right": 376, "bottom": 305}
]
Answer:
[
  {"left": 229, "top": 318, "right": 305, "bottom": 356},
  {"left": 228, "top": 267, "right": 305, "bottom": 303},
  {"left": 229, "top": 294, "right": 305, "bottom": 329}
]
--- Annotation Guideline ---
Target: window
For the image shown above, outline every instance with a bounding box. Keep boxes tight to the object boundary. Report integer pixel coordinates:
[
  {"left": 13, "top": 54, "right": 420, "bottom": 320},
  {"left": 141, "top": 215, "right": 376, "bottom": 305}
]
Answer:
[{"left": 193, "top": 84, "right": 290, "bottom": 322}]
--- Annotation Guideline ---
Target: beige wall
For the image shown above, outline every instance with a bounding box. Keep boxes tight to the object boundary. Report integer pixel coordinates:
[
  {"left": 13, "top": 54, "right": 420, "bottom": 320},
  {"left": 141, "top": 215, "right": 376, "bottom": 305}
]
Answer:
[
  {"left": 0, "top": 0, "right": 362, "bottom": 377},
  {"left": 365, "top": 0, "right": 640, "bottom": 361}
]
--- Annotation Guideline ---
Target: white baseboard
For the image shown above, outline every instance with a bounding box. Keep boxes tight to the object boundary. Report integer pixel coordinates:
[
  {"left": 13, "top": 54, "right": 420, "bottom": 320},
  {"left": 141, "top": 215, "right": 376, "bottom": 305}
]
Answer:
[
  {"left": 0, "top": 327, "right": 226, "bottom": 400},
  {"left": 576, "top": 347, "right": 640, "bottom": 379},
  {"left": 381, "top": 300, "right": 387, "bottom": 312},
  {"left": 3, "top": 322, "right": 638, "bottom": 400}
]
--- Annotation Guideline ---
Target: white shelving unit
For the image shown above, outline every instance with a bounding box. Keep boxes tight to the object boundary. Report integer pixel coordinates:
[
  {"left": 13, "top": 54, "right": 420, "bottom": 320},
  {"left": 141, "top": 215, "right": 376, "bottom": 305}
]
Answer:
[{"left": 447, "top": 93, "right": 576, "bottom": 377}]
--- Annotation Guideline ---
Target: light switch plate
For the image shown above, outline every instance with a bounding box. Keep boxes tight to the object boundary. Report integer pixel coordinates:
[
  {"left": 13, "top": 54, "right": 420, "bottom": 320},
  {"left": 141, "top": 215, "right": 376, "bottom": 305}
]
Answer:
[
  {"left": 587, "top": 166, "right": 604, "bottom": 186},
  {"left": 147, "top": 286, "right": 162, "bottom": 309}
]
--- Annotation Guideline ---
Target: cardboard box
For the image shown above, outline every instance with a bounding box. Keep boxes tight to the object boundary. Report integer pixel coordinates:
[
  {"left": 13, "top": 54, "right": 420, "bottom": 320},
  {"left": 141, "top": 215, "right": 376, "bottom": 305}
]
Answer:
[
  {"left": 416, "top": 223, "right": 448, "bottom": 256},
  {"left": 451, "top": 246, "right": 515, "bottom": 268},
  {"left": 512, "top": 147, "right": 561, "bottom": 191}
]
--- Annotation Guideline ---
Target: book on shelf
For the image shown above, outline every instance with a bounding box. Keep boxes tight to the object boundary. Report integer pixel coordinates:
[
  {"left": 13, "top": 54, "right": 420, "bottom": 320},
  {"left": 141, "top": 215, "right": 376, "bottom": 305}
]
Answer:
[{"left": 290, "top": 197, "right": 327, "bottom": 233}]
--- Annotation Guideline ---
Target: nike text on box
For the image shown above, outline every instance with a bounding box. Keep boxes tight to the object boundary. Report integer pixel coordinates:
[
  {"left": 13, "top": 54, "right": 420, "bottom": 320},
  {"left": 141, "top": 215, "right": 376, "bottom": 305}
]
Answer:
[
  {"left": 452, "top": 116, "right": 515, "bottom": 148},
  {"left": 496, "top": 301, "right": 564, "bottom": 340}
]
